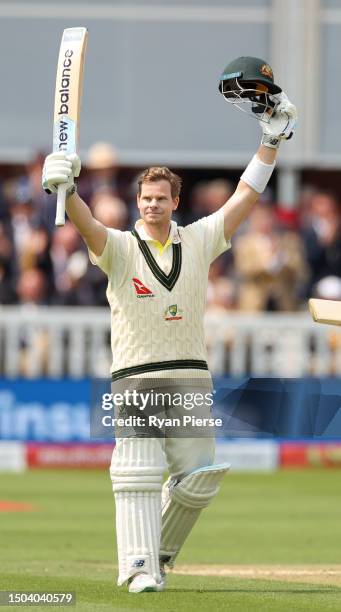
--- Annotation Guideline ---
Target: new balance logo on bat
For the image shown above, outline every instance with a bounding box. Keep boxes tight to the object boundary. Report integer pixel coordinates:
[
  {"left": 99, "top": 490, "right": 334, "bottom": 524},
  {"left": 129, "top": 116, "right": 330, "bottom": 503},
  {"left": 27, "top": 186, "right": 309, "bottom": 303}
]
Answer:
[
  {"left": 132, "top": 277, "right": 154, "bottom": 298},
  {"left": 57, "top": 49, "right": 74, "bottom": 151},
  {"left": 57, "top": 120, "right": 69, "bottom": 148},
  {"left": 58, "top": 50, "right": 73, "bottom": 115}
]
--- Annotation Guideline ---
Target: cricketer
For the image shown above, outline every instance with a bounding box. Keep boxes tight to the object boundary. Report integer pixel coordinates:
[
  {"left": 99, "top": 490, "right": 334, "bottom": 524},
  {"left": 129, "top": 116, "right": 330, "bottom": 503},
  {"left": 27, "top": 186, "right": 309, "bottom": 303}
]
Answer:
[{"left": 42, "top": 57, "right": 297, "bottom": 593}]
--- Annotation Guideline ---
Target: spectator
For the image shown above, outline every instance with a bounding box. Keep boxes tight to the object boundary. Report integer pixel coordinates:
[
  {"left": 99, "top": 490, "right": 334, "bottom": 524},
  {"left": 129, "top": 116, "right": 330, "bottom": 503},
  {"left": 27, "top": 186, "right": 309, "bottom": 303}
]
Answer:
[
  {"left": 189, "top": 179, "right": 235, "bottom": 274},
  {"left": 24, "top": 152, "right": 52, "bottom": 225},
  {"left": 82, "top": 142, "right": 119, "bottom": 201},
  {"left": 4, "top": 152, "right": 55, "bottom": 229},
  {"left": 207, "top": 277, "right": 236, "bottom": 313},
  {"left": 72, "top": 194, "right": 131, "bottom": 306},
  {"left": 189, "top": 178, "right": 234, "bottom": 221},
  {"left": 205, "top": 179, "right": 234, "bottom": 214},
  {"left": 207, "top": 256, "right": 234, "bottom": 302},
  {"left": 20, "top": 225, "right": 53, "bottom": 283},
  {"left": 58, "top": 251, "right": 97, "bottom": 306},
  {"left": 92, "top": 193, "right": 129, "bottom": 230},
  {"left": 0, "top": 255, "right": 16, "bottom": 304},
  {"left": 302, "top": 191, "right": 341, "bottom": 295},
  {"left": 50, "top": 222, "right": 82, "bottom": 293},
  {"left": 188, "top": 180, "right": 209, "bottom": 221},
  {"left": 205, "top": 277, "right": 236, "bottom": 374},
  {"left": 4, "top": 180, "right": 37, "bottom": 262},
  {"left": 297, "top": 184, "right": 318, "bottom": 229},
  {"left": 16, "top": 268, "right": 49, "bottom": 376},
  {"left": 0, "top": 222, "right": 15, "bottom": 304},
  {"left": 234, "top": 203, "right": 308, "bottom": 311},
  {"left": 314, "top": 275, "right": 341, "bottom": 301},
  {"left": 17, "top": 268, "right": 48, "bottom": 305}
]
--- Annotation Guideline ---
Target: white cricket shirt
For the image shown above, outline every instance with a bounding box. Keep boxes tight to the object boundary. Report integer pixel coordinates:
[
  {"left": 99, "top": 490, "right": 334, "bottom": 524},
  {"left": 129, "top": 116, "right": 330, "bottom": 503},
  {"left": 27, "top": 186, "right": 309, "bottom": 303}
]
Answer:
[{"left": 89, "top": 210, "right": 230, "bottom": 380}]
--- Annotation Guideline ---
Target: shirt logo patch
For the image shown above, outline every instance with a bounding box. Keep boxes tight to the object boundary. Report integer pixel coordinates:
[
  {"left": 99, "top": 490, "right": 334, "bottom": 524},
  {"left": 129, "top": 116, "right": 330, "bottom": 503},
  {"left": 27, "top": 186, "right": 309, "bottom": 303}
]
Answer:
[
  {"left": 132, "top": 277, "right": 155, "bottom": 298},
  {"left": 164, "top": 304, "right": 183, "bottom": 321}
]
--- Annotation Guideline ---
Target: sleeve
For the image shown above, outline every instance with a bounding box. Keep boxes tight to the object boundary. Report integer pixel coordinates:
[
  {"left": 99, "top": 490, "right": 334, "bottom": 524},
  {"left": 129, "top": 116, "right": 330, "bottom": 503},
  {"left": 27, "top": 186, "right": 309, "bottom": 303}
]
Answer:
[
  {"left": 188, "top": 209, "right": 231, "bottom": 264},
  {"left": 88, "top": 228, "right": 128, "bottom": 285}
]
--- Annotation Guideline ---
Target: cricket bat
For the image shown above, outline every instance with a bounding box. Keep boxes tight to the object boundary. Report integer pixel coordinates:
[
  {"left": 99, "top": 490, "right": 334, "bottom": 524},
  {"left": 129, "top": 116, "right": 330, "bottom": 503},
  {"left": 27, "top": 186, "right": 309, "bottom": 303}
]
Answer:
[
  {"left": 308, "top": 298, "right": 341, "bottom": 326},
  {"left": 53, "top": 27, "right": 88, "bottom": 226}
]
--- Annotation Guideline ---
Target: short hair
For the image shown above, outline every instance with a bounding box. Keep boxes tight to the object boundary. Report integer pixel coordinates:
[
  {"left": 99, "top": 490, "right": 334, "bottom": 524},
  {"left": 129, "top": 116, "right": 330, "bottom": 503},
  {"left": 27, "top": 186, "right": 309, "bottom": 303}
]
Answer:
[{"left": 137, "top": 166, "right": 182, "bottom": 199}]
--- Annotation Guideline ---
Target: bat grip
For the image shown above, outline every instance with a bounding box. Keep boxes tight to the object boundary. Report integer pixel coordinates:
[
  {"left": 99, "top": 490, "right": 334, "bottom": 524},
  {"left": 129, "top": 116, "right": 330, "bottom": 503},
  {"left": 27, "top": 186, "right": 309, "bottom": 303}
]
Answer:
[{"left": 55, "top": 183, "right": 68, "bottom": 226}]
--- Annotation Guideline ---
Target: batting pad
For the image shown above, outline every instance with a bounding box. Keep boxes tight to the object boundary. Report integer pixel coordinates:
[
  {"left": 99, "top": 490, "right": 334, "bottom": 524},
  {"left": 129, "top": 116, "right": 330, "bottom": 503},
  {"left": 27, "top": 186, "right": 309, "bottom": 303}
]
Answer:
[
  {"left": 160, "top": 463, "right": 230, "bottom": 567},
  {"left": 110, "top": 438, "right": 165, "bottom": 585}
]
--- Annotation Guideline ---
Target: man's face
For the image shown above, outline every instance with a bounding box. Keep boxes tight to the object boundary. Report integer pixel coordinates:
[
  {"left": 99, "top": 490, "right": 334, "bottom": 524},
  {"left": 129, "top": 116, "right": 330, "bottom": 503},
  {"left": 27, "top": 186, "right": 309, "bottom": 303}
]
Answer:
[{"left": 137, "top": 180, "right": 179, "bottom": 226}]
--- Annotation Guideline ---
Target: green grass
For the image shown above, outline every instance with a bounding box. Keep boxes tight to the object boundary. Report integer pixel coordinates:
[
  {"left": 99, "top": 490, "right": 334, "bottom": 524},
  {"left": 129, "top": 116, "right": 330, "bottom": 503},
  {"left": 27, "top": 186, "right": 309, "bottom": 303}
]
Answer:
[{"left": 0, "top": 469, "right": 340, "bottom": 611}]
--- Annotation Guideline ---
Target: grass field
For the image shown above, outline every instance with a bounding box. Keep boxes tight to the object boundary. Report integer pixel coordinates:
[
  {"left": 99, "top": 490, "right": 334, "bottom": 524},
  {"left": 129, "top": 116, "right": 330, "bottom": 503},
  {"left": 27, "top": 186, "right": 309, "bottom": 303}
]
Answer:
[{"left": 1, "top": 468, "right": 341, "bottom": 611}]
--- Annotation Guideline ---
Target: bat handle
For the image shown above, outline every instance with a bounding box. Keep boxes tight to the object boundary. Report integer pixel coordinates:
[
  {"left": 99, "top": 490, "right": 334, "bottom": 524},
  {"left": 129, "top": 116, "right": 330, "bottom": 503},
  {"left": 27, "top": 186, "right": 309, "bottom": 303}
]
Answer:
[{"left": 55, "top": 183, "right": 68, "bottom": 226}]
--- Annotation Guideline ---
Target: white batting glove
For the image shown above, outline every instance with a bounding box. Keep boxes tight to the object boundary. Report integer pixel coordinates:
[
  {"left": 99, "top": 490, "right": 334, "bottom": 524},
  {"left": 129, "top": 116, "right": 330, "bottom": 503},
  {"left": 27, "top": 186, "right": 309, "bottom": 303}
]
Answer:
[
  {"left": 261, "top": 92, "right": 298, "bottom": 149},
  {"left": 42, "top": 152, "right": 81, "bottom": 195}
]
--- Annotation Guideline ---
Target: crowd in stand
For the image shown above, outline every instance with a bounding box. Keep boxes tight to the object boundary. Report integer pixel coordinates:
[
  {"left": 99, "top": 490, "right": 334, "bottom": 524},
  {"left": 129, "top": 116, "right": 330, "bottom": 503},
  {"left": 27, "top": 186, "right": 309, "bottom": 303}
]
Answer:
[{"left": 1, "top": 143, "right": 341, "bottom": 312}]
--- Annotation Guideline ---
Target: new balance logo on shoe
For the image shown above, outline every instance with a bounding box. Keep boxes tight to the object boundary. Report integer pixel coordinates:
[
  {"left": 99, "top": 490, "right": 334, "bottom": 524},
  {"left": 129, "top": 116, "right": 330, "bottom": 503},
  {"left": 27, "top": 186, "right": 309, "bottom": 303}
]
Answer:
[
  {"left": 132, "top": 277, "right": 155, "bottom": 298},
  {"left": 132, "top": 559, "right": 145, "bottom": 568}
]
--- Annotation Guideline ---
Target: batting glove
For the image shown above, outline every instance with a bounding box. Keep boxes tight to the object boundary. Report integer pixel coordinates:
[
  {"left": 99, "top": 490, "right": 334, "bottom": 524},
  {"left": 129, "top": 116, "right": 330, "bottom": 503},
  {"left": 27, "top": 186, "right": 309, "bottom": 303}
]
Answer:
[
  {"left": 42, "top": 152, "right": 81, "bottom": 195},
  {"left": 261, "top": 92, "right": 298, "bottom": 149}
]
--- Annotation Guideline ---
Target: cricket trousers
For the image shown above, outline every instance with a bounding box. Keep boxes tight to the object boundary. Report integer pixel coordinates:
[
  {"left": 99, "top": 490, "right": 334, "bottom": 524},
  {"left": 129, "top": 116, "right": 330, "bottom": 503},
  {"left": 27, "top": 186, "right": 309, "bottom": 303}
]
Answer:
[{"left": 109, "top": 377, "right": 216, "bottom": 584}]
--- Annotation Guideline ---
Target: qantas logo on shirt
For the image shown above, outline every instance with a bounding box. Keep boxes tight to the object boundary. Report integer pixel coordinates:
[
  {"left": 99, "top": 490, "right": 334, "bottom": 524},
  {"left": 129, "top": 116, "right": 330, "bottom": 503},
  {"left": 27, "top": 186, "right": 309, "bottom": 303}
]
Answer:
[{"left": 132, "top": 277, "right": 155, "bottom": 298}]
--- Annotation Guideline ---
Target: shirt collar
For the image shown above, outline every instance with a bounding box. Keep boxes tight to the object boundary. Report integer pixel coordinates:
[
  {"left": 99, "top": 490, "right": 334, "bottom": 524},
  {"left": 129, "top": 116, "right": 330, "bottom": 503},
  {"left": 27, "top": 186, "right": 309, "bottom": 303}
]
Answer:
[{"left": 134, "top": 219, "right": 181, "bottom": 244}]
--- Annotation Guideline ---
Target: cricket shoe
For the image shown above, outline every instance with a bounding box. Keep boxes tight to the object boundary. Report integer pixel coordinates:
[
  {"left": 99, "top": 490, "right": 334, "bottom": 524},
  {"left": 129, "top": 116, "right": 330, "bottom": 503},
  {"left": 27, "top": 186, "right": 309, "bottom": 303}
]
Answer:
[
  {"left": 155, "top": 568, "right": 167, "bottom": 592},
  {"left": 128, "top": 573, "right": 158, "bottom": 593}
]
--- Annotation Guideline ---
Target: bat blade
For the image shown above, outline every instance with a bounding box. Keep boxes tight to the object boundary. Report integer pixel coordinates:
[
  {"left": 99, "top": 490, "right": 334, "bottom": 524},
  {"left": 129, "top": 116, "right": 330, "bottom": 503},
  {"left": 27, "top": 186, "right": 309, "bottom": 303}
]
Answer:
[
  {"left": 53, "top": 27, "right": 88, "bottom": 226},
  {"left": 308, "top": 298, "right": 341, "bottom": 326}
]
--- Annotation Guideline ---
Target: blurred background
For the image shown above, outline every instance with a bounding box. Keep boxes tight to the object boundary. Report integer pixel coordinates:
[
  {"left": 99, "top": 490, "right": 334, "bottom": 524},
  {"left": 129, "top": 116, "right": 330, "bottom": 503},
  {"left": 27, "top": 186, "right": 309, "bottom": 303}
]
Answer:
[{"left": 0, "top": 0, "right": 341, "bottom": 472}]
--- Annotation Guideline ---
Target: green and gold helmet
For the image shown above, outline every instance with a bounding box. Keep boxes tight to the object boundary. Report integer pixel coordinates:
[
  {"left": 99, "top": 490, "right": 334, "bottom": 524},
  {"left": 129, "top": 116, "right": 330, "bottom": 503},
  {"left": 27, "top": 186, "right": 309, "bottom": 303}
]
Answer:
[{"left": 219, "top": 56, "right": 282, "bottom": 122}]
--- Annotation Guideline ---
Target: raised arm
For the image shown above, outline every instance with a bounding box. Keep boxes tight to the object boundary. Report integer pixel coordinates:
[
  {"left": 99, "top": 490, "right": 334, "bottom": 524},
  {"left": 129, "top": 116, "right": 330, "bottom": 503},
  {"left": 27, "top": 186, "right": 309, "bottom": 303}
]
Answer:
[
  {"left": 65, "top": 190, "right": 107, "bottom": 256},
  {"left": 42, "top": 152, "right": 107, "bottom": 256},
  {"left": 222, "top": 144, "right": 277, "bottom": 240},
  {"left": 221, "top": 91, "right": 297, "bottom": 241}
]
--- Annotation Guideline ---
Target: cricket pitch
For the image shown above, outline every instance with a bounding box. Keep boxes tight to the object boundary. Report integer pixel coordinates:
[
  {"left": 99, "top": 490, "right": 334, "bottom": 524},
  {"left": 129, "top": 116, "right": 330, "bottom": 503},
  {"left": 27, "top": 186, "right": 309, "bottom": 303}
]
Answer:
[{"left": 175, "top": 564, "right": 341, "bottom": 586}]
